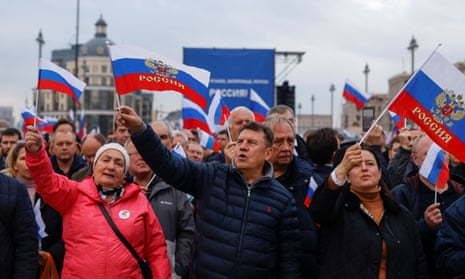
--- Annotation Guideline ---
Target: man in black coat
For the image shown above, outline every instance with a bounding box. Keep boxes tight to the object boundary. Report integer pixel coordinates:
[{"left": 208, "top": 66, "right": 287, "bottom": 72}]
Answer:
[
  {"left": 265, "top": 115, "right": 318, "bottom": 278},
  {"left": 0, "top": 173, "right": 38, "bottom": 278}
]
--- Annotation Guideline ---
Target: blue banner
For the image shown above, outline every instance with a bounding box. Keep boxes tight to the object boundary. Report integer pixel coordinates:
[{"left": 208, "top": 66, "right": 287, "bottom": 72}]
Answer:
[{"left": 183, "top": 48, "right": 275, "bottom": 110}]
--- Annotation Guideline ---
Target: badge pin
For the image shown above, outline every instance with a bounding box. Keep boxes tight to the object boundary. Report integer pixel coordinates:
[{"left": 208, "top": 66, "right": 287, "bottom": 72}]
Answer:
[{"left": 118, "top": 210, "right": 130, "bottom": 219}]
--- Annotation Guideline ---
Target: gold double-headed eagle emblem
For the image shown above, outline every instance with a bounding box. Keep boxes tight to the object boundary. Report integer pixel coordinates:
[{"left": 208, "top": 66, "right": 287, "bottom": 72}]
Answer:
[
  {"left": 431, "top": 89, "right": 465, "bottom": 127},
  {"left": 144, "top": 58, "right": 178, "bottom": 78}
]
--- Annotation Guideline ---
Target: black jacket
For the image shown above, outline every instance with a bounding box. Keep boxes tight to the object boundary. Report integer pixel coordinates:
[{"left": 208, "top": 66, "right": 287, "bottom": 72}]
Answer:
[
  {"left": 435, "top": 194, "right": 465, "bottom": 277},
  {"left": 0, "top": 174, "right": 38, "bottom": 278},
  {"left": 392, "top": 173, "right": 464, "bottom": 278},
  {"left": 276, "top": 157, "right": 318, "bottom": 278},
  {"left": 132, "top": 125, "right": 301, "bottom": 279},
  {"left": 310, "top": 180, "right": 428, "bottom": 279}
]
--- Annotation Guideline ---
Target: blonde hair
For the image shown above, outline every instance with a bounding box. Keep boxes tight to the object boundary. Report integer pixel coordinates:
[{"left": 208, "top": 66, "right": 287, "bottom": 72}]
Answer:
[{"left": 4, "top": 141, "right": 26, "bottom": 177}]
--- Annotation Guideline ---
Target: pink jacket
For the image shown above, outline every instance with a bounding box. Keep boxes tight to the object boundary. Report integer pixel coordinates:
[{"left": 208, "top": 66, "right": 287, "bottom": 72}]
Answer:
[{"left": 26, "top": 147, "right": 171, "bottom": 279}]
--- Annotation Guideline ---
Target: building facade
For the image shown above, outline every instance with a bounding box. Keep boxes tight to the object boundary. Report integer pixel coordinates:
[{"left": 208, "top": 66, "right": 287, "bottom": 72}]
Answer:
[{"left": 35, "top": 16, "right": 153, "bottom": 136}]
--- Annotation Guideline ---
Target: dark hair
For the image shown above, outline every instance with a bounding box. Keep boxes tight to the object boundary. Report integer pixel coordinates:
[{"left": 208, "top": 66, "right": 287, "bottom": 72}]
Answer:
[
  {"left": 306, "top": 128, "right": 338, "bottom": 165},
  {"left": 1, "top": 128, "right": 22, "bottom": 140},
  {"left": 217, "top": 129, "right": 228, "bottom": 137},
  {"left": 53, "top": 118, "right": 76, "bottom": 133},
  {"left": 238, "top": 122, "right": 274, "bottom": 148},
  {"left": 341, "top": 144, "right": 390, "bottom": 194}
]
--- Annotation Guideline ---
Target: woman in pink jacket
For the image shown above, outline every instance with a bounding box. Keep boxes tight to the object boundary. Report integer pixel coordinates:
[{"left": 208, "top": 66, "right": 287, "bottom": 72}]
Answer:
[{"left": 24, "top": 128, "right": 171, "bottom": 279}]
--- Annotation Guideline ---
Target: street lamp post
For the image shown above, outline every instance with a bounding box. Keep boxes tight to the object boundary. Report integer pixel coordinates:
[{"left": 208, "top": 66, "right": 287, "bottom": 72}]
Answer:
[
  {"left": 297, "top": 103, "right": 302, "bottom": 134},
  {"left": 35, "top": 30, "right": 45, "bottom": 112},
  {"left": 311, "top": 95, "right": 315, "bottom": 128},
  {"left": 407, "top": 36, "right": 419, "bottom": 75},
  {"left": 329, "top": 83, "right": 335, "bottom": 128},
  {"left": 36, "top": 30, "right": 45, "bottom": 61},
  {"left": 363, "top": 63, "right": 370, "bottom": 93}
]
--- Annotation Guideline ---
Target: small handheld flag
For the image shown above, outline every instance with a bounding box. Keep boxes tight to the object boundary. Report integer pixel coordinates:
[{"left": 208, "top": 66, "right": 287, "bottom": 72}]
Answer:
[
  {"left": 343, "top": 80, "right": 369, "bottom": 109},
  {"left": 38, "top": 59, "right": 86, "bottom": 103},
  {"left": 419, "top": 142, "right": 449, "bottom": 189}
]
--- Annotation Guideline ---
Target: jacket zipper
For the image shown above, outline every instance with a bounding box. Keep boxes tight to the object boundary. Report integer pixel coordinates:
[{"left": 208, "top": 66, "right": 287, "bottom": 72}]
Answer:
[{"left": 234, "top": 187, "right": 252, "bottom": 274}]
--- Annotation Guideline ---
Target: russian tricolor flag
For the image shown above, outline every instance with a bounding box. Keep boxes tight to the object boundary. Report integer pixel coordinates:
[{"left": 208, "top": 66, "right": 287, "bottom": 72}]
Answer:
[
  {"left": 389, "top": 111, "right": 404, "bottom": 132},
  {"left": 197, "top": 128, "right": 221, "bottom": 152},
  {"left": 304, "top": 176, "right": 319, "bottom": 208},
  {"left": 109, "top": 45, "right": 211, "bottom": 110},
  {"left": 38, "top": 118, "right": 58, "bottom": 134},
  {"left": 343, "top": 80, "right": 369, "bottom": 109},
  {"left": 250, "top": 88, "right": 270, "bottom": 123},
  {"left": 208, "top": 90, "right": 230, "bottom": 129},
  {"left": 419, "top": 142, "right": 449, "bottom": 189},
  {"left": 21, "top": 108, "right": 47, "bottom": 126},
  {"left": 182, "top": 98, "right": 214, "bottom": 134},
  {"left": 172, "top": 142, "right": 187, "bottom": 158},
  {"left": 38, "top": 59, "right": 86, "bottom": 103},
  {"left": 77, "top": 110, "right": 86, "bottom": 139},
  {"left": 388, "top": 51, "right": 465, "bottom": 163}
]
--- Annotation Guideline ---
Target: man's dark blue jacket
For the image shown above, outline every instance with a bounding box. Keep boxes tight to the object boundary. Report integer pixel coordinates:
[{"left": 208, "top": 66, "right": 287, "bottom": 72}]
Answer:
[{"left": 132, "top": 125, "right": 301, "bottom": 279}]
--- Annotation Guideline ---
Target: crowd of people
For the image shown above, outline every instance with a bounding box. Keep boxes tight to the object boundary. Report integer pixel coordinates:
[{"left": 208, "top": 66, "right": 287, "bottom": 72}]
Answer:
[{"left": 1, "top": 103, "right": 465, "bottom": 278}]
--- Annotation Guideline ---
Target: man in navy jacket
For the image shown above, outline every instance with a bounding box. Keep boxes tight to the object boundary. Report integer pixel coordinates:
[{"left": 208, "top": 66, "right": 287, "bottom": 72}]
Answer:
[{"left": 117, "top": 106, "right": 301, "bottom": 279}]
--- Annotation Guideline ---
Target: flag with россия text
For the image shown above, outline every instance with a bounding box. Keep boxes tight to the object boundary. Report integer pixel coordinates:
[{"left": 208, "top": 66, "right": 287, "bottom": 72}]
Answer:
[
  {"left": 388, "top": 51, "right": 465, "bottom": 162},
  {"left": 109, "top": 45, "right": 211, "bottom": 110}
]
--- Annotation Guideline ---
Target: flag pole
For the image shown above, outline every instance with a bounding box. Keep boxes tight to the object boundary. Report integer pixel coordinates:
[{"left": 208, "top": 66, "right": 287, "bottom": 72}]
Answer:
[
  {"left": 34, "top": 60, "right": 42, "bottom": 129},
  {"left": 434, "top": 184, "right": 438, "bottom": 204},
  {"left": 360, "top": 45, "right": 442, "bottom": 143}
]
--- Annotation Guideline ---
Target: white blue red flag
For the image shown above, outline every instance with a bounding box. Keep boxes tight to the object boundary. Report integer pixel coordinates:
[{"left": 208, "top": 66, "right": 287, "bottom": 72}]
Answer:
[
  {"left": 182, "top": 98, "right": 214, "bottom": 134},
  {"left": 38, "top": 118, "right": 58, "bottom": 134},
  {"left": 385, "top": 111, "right": 405, "bottom": 144},
  {"left": 109, "top": 45, "right": 211, "bottom": 109},
  {"left": 77, "top": 110, "right": 86, "bottom": 139},
  {"left": 304, "top": 176, "right": 319, "bottom": 208},
  {"left": 172, "top": 142, "right": 187, "bottom": 158},
  {"left": 389, "top": 111, "right": 404, "bottom": 132},
  {"left": 250, "top": 89, "right": 270, "bottom": 122},
  {"left": 389, "top": 51, "right": 465, "bottom": 162},
  {"left": 197, "top": 128, "right": 221, "bottom": 152},
  {"left": 419, "top": 142, "right": 449, "bottom": 189},
  {"left": 207, "top": 90, "right": 230, "bottom": 130},
  {"left": 21, "top": 108, "right": 47, "bottom": 127},
  {"left": 38, "top": 59, "right": 86, "bottom": 103},
  {"left": 343, "top": 80, "right": 369, "bottom": 109}
]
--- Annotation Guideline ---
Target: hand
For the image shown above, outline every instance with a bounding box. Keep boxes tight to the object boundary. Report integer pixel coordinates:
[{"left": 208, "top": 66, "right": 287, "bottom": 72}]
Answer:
[
  {"left": 38, "top": 250, "right": 49, "bottom": 266},
  {"left": 223, "top": 141, "right": 237, "bottom": 165},
  {"left": 424, "top": 202, "right": 442, "bottom": 230},
  {"left": 398, "top": 128, "right": 413, "bottom": 150},
  {"left": 24, "top": 127, "right": 44, "bottom": 153},
  {"left": 364, "top": 124, "right": 384, "bottom": 146},
  {"left": 335, "top": 143, "right": 362, "bottom": 180},
  {"left": 115, "top": 106, "right": 144, "bottom": 133}
]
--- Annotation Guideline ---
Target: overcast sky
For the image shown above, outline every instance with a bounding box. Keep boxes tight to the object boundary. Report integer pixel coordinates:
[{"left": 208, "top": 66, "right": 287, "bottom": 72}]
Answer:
[{"left": 1, "top": 0, "right": 465, "bottom": 127}]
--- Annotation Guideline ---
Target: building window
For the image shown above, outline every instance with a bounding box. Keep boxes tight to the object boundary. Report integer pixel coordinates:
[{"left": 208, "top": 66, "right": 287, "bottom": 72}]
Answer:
[
  {"left": 101, "top": 65, "right": 107, "bottom": 73},
  {"left": 101, "top": 77, "right": 107, "bottom": 86}
]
